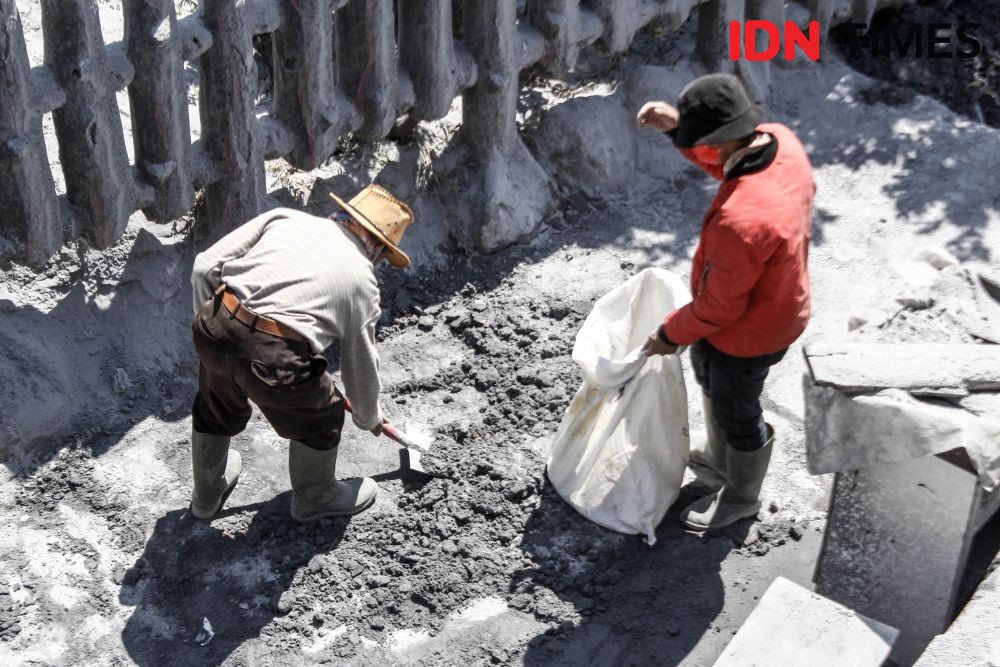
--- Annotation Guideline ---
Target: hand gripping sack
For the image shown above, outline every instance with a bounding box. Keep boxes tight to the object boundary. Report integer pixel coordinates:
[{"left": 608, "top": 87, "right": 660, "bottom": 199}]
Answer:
[{"left": 547, "top": 268, "right": 691, "bottom": 544}]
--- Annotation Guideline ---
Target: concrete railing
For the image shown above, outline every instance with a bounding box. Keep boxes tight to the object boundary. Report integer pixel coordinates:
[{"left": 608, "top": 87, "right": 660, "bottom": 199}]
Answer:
[{"left": 1, "top": 0, "right": 909, "bottom": 266}]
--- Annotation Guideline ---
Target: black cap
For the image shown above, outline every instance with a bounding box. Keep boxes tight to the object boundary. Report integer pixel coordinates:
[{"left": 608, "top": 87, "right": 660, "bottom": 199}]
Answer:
[{"left": 674, "top": 74, "right": 763, "bottom": 149}]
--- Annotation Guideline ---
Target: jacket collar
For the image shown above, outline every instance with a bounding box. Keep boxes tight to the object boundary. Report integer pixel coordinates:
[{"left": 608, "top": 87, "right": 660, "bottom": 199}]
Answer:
[{"left": 724, "top": 132, "right": 778, "bottom": 179}]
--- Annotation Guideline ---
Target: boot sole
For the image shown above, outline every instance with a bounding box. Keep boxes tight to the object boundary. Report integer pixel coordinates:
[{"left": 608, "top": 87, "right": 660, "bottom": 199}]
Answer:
[
  {"left": 290, "top": 493, "right": 377, "bottom": 522},
  {"left": 681, "top": 502, "right": 761, "bottom": 532},
  {"left": 190, "top": 475, "right": 240, "bottom": 520}
]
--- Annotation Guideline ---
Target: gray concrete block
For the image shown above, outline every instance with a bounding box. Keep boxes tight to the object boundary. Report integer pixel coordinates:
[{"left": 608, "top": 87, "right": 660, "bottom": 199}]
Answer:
[{"left": 714, "top": 577, "right": 898, "bottom": 667}]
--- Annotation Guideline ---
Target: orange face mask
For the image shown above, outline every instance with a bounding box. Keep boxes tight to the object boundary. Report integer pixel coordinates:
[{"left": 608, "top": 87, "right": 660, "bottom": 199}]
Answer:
[{"left": 690, "top": 144, "right": 722, "bottom": 166}]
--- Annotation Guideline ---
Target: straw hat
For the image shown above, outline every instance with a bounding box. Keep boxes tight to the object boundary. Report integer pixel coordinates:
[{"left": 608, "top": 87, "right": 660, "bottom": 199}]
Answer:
[{"left": 329, "top": 185, "right": 415, "bottom": 268}]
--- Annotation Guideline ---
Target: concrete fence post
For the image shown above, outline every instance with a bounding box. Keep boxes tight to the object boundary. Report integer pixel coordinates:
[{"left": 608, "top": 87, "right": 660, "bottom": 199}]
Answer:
[
  {"left": 696, "top": 0, "right": 744, "bottom": 72},
  {"left": 525, "top": 0, "right": 604, "bottom": 76},
  {"left": 1, "top": 0, "right": 925, "bottom": 264},
  {"left": 583, "top": 0, "right": 654, "bottom": 54},
  {"left": 397, "top": 0, "right": 477, "bottom": 122},
  {"left": 739, "top": 0, "right": 784, "bottom": 105},
  {"left": 0, "top": 0, "right": 63, "bottom": 265},
  {"left": 272, "top": 0, "right": 359, "bottom": 170},
  {"left": 849, "top": 0, "right": 881, "bottom": 25},
  {"left": 41, "top": 0, "right": 151, "bottom": 249},
  {"left": 802, "top": 0, "right": 838, "bottom": 44},
  {"left": 335, "top": 0, "right": 399, "bottom": 140},
  {"left": 124, "top": 0, "right": 202, "bottom": 222},
  {"left": 198, "top": 0, "right": 268, "bottom": 236},
  {"left": 460, "top": 0, "right": 552, "bottom": 252}
]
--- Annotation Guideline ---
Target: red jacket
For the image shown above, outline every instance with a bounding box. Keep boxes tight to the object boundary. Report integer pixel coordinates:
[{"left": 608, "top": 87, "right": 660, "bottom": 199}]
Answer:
[{"left": 663, "top": 123, "right": 815, "bottom": 357}]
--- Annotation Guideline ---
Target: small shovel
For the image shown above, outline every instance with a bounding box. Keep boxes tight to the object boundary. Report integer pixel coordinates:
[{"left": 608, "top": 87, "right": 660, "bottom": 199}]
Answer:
[{"left": 342, "top": 397, "right": 449, "bottom": 480}]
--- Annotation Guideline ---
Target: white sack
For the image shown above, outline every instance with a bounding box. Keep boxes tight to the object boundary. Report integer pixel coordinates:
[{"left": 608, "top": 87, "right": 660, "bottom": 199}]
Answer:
[{"left": 547, "top": 268, "right": 691, "bottom": 545}]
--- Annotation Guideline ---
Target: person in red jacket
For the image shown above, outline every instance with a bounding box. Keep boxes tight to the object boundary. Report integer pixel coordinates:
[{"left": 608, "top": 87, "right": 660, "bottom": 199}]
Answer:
[{"left": 637, "top": 73, "right": 815, "bottom": 531}]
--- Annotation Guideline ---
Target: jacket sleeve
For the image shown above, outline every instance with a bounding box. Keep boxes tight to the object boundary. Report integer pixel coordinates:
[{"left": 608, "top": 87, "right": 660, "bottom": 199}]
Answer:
[
  {"left": 339, "top": 291, "right": 384, "bottom": 431},
  {"left": 662, "top": 213, "right": 769, "bottom": 345},
  {"left": 190, "top": 209, "right": 283, "bottom": 315}
]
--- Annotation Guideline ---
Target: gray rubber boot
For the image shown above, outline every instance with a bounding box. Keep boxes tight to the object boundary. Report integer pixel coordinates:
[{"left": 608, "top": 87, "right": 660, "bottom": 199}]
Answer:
[
  {"left": 289, "top": 440, "right": 378, "bottom": 521},
  {"left": 190, "top": 430, "right": 242, "bottom": 520},
  {"left": 688, "top": 392, "right": 727, "bottom": 478},
  {"left": 680, "top": 424, "right": 774, "bottom": 531}
]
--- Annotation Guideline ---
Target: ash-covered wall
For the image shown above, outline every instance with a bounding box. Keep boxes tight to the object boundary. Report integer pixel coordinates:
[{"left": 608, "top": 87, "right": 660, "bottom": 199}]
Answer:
[{"left": 1, "top": 0, "right": 913, "bottom": 267}]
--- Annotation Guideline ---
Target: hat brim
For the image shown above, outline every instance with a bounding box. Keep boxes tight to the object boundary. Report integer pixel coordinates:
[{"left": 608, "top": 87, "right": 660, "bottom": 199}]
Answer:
[
  {"left": 329, "top": 192, "right": 410, "bottom": 268},
  {"left": 675, "top": 104, "right": 764, "bottom": 149}
]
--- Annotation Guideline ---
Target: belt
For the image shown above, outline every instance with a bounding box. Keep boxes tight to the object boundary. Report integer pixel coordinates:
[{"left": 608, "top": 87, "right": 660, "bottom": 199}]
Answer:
[{"left": 215, "top": 284, "right": 305, "bottom": 343}]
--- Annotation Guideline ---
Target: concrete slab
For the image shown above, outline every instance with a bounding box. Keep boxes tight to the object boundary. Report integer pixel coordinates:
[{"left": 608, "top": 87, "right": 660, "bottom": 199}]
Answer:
[
  {"left": 803, "top": 380, "right": 1000, "bottom": 488},
  {"left": 713, "top": 577, "right": 897, "bottom": 667},
  {"left": 805, "top": 343, "right": 1000, "bottom": 393},
  {"left": 915, "top": 561, "right": 1000, "bottom": 666},
  {"left": 815, "top": 454, "right": 982, "bottom": 665}
]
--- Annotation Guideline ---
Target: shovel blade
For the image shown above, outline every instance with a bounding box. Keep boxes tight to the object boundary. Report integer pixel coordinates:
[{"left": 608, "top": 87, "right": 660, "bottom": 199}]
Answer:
[
  {"left": 402, "top": 448, "right": 451, "bottom": 480},
  {"left": 398, "top": 422, "right": 437, "bottom": 452}
]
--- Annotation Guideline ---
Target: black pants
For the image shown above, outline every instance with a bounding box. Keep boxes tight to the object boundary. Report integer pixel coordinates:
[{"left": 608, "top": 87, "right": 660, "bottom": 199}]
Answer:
[
  {"left": 191, "top": 297, "right": 345, "bottom": 451},
  {"left": 689, "top": 339, "right": 784, "bottom": 451}
]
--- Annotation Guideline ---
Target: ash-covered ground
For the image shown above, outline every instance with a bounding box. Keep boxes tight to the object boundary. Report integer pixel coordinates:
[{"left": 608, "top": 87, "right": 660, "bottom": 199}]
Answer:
[{"left": 2, "top": 3, "right": 1000, "bottom": 666}]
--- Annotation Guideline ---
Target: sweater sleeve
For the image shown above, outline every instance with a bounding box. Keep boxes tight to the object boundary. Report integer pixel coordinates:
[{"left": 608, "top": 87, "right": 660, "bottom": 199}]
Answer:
[
  {"left": 663, "top": 213, "right": 768, "bottom": 345},
  {"left": 339, "top": 289, "right": 384, "bottom": 431},
  {"left": 190, "top": 209, "right": 283, "bottom": 315}
]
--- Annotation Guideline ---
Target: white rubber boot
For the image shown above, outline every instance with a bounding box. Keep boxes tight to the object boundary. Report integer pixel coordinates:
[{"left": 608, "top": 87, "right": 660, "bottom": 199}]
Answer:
[
  {"left": 688, "top": 392, "right": 727, "bottom": 478},
  {"left": 190, "top": 430, "right": 242, "bottom": 519},
  {"left": 288, "top": 440, "right": 377, "bottom": 521},
  {"left": 681, "top": 425, "right": 774, "bottom": 531}
]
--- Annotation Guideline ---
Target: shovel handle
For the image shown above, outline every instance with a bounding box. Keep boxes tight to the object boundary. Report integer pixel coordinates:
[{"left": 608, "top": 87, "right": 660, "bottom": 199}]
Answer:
[
  {"left": 342, "top": 396, "right": 411, "bottom": 448},
  {"left": 380, "top": 423, "right": 411, "bottom": 448}
]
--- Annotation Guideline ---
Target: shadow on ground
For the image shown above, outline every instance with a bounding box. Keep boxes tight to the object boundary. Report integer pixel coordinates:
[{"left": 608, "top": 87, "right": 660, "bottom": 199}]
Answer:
[
  {"left": 119, "top": 496, "right": 350, "bottom": 666},
  {"left": 514, "top": 476, "right": 753, "bottom": 666},
  {"left": 786, "top": 74, "right": 998, "bottom": 264}
]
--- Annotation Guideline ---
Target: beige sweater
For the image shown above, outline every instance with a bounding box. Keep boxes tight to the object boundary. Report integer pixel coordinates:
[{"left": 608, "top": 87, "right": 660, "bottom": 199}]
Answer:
[{"left": 191, "top": 208, "right": 383, "bottom": 430}]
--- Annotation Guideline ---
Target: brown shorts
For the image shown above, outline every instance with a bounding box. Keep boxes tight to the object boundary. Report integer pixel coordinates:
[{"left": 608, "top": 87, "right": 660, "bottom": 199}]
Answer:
[{"left": 191, "top": 297, "right": 344, "bottom": 451}]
